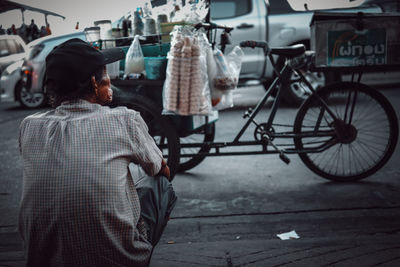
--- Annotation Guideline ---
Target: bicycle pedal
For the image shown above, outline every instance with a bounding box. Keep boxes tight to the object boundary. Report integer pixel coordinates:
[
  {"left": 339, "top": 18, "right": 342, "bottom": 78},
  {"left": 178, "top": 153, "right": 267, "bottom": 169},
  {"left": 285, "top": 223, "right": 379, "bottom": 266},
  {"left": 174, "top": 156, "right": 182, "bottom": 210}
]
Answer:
[
  {"left": 279, "top": 153, "right": 290, "bottom": 165},
  {"left": 243, "top": 108, "right": 253, "bottom": 118}
]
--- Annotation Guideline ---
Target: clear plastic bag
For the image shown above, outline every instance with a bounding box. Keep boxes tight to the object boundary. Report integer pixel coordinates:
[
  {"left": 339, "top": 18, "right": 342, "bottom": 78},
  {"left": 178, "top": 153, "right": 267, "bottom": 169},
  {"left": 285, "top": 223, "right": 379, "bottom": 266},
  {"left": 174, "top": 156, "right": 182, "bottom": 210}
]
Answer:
[
  {"left": 213, "top": 46, "right": 243, "bottom": 91},
  {"left": 163, "top": 26, "right": 212, "bottom": 116},
  {"left": 209, "top": 46, "right": 244, "bottom": 110},
  {"left": 125, "top": 35, "right": 145, "bottom": 75},
  {"left": 143, "top": 2, "right": 157, "bottom": 35}
]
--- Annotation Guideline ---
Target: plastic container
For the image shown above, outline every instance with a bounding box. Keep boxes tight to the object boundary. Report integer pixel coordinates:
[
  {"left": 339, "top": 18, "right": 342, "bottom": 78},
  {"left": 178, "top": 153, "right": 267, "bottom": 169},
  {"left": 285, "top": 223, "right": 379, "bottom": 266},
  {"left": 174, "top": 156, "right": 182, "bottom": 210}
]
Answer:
[
  {"left": 112, "top": 28, "right": 122, "bottom": 38},
  {"left": 94, "top": 20, "right": 115, "bottom": 49},
  {"left": 94, "top": 20, "right": 112, "bottom": 39},
  {"left": 157, "top": 14, "right": 169, "bottom": 34},
  {"left": 142, "top": 43, "right": 171, "bottom": 57},
  {"left": 119, "top": 43, "right": 171, "bottom": 72},
  {"left": 133, "top": 11, "right": 144, "bottom": 36},
  {"left": 84, "top": 26, "right": 100, "bottom": 48},
  {"left": 144, "top": 18, "right": 157, "bottom": 35},
  {"left": 144, "top": 56, "right": 167, "bottom": 80}
]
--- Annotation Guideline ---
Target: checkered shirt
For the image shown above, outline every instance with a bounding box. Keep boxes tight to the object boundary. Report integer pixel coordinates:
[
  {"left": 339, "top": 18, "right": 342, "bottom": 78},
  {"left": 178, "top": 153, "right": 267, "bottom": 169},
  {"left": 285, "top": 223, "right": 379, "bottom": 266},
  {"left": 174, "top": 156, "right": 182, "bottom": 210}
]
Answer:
[{"left": 18, "top": 99, "right": 163, "bottom": 266}]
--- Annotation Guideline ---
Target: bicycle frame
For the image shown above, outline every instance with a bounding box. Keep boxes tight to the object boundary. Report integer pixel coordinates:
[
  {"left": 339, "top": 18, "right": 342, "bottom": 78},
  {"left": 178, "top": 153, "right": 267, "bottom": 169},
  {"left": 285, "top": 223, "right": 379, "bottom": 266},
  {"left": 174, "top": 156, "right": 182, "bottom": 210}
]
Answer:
[{"left": 178, "top": 53, "right": 340, "bottom": 158}]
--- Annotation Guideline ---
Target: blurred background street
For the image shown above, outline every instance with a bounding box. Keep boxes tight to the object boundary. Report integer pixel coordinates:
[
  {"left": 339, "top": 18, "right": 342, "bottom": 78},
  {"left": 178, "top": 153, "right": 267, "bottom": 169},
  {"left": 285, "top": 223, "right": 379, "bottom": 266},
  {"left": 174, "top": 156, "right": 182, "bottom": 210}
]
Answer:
[
  {"left": 1, "top": 0, "right": 400, "bottom": 265},
  {"left": 1, "top": 77, "right": 400, "bottom": 266}
]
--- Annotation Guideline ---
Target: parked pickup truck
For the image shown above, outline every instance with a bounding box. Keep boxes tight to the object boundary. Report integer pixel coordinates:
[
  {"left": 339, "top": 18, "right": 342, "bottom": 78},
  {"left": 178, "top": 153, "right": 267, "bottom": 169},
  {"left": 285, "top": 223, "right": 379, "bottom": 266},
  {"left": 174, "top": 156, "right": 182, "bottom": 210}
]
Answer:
[{"left": 210, "top": 0, "right": 382, "bottom": 105}]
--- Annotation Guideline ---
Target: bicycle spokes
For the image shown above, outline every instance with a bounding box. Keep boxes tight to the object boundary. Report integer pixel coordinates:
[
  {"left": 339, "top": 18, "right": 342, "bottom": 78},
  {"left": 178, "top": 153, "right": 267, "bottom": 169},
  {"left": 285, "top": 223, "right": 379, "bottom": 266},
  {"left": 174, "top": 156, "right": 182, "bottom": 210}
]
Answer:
[
  {"left": 294, "top": 82, "right": 397, "bottom": 181},
  {"left": 343, "top": 89, "right": 358, "bottom": 124}
]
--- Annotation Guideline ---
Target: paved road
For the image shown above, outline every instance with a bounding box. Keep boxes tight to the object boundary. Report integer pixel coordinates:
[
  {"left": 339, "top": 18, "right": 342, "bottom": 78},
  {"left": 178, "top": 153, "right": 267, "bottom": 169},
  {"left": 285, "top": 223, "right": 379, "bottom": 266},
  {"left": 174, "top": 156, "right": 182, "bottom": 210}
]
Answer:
[
  {"left": 1, "top": 84, "right": 400, "bottom": 266},
  {"left": 153, "top": 85, "right": 400, "bottom": 266}
]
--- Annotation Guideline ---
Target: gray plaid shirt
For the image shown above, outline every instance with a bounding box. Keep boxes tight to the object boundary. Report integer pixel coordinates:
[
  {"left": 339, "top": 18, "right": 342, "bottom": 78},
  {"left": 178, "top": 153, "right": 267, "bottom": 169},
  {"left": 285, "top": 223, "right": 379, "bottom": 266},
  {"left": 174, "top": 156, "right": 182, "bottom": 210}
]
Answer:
[{"left": 18, "top": 100, "right": 163, "bottom": 266}]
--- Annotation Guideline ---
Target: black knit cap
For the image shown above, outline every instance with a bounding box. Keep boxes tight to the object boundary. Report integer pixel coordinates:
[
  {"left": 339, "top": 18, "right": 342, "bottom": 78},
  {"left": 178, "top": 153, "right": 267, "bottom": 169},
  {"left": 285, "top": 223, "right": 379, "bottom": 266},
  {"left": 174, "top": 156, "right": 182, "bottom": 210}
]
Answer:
[{"left": 45, "top": 38, "right": 124, "bottom": 84}]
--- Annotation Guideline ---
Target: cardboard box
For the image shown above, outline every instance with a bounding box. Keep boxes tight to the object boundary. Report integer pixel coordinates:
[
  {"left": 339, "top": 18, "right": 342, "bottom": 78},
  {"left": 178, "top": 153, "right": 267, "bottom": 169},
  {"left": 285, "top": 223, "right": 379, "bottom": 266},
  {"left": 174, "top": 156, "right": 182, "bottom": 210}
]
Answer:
[{"left": 310, "top": 12, "right": 400, "bottom": 69}]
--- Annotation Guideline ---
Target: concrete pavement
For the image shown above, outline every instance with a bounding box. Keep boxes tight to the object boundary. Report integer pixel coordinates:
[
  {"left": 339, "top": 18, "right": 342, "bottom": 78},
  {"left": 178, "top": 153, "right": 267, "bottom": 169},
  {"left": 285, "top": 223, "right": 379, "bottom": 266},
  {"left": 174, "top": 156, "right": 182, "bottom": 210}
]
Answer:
[
  {"left": 1, "top": 81, "right": 400, "bottom": 266},
  {"left": 2, "top": 207, "right": 400, "bottom": 266},
  {"left": 151, "top": 208, "right": 400, "bottom": 266}
]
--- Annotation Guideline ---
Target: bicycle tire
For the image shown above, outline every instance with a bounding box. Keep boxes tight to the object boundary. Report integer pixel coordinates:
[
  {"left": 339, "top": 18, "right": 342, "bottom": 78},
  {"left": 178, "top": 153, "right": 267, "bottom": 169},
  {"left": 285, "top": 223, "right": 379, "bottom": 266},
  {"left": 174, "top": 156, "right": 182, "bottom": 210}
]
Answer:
[
  {"left": 293, "top": 82, "right": 398, "bottom": 182},
  {"left": 115, "top": 95, "right": 181, "bottom": 180},
  {"left": 178, "top": 122, "right": 215, "bottom": 172}
]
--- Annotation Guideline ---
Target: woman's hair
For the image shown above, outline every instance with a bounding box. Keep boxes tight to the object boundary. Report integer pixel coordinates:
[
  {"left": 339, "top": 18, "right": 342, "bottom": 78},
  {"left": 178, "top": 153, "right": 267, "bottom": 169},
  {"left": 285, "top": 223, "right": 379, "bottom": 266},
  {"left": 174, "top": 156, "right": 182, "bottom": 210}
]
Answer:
[{"left": 46, "top": 66, "right": 104, "bottom": 107}]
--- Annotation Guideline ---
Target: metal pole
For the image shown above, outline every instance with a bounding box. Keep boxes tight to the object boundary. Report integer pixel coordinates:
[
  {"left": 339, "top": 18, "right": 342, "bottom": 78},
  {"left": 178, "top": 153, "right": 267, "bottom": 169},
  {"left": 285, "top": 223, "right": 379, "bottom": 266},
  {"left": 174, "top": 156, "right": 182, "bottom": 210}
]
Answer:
[{"left": 21, "top": 9, "right": 25, "bottom": 24}]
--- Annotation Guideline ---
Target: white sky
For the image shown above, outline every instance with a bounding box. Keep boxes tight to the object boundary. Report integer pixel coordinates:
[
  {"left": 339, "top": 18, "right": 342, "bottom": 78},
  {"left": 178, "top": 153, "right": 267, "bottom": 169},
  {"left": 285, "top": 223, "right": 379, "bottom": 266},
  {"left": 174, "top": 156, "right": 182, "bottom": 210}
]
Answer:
[{"left": 0, "top": 0, "right": 152, "bottom": 35}]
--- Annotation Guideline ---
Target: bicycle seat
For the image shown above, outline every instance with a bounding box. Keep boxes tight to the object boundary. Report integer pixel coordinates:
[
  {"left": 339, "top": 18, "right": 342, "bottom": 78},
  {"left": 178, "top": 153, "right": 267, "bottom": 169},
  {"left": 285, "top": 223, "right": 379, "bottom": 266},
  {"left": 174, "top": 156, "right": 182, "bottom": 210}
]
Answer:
[{"left": 270, "top": 44, "right": 306, "bottom": 58}]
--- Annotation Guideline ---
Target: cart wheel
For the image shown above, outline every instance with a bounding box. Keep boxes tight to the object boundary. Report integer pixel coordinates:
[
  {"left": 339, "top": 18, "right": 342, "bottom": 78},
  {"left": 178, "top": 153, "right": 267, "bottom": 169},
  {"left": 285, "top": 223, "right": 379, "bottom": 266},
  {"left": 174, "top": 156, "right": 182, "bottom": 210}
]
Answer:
[
  {"left": 293, "top": 82, "right": 398, "bottom": 181},
  {"left": 114, "top": 95, "right": 181, "bottom": 180},
  {"left": 178, "top": 122, "right": 215, "bottom": 172}
]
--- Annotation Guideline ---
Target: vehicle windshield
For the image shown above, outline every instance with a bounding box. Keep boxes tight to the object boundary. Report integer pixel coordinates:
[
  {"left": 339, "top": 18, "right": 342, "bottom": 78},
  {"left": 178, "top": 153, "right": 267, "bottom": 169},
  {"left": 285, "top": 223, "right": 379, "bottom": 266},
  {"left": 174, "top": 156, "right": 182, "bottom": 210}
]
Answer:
[
  {"left": 286, "top": 0, "right": 366, "bottom": 11},
  {"left": 0, "top": 40, "right": 10, "bottom": 57},
  {"left": 0, "top": 38, "right": 24, "bottom": 57}
]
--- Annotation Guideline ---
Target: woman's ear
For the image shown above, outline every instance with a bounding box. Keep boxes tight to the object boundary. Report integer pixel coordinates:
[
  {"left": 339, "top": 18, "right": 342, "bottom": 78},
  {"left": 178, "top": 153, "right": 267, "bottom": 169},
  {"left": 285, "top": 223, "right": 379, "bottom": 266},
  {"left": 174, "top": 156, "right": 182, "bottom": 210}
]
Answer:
[{"left": 91, "top": 76, "right": 99, "bottom": 96}]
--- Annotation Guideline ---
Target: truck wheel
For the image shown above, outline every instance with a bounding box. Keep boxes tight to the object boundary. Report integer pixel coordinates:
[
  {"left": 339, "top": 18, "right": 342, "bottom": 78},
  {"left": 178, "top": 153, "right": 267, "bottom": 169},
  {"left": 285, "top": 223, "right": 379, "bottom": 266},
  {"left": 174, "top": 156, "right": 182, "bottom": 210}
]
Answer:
[
  {"left": 274, "top": 46, "right": 341, "bottom": 106},
  {"left": 282, "top": 66, "right": 340, "bottom": 106}
]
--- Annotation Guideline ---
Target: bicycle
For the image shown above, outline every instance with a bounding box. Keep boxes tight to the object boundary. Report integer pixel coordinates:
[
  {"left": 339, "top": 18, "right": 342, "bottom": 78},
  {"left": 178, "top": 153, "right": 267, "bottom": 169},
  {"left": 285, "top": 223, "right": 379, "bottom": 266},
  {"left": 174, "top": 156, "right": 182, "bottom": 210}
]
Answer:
[{"left": 111, "top": 36, "right": 398, "bottom": 183}]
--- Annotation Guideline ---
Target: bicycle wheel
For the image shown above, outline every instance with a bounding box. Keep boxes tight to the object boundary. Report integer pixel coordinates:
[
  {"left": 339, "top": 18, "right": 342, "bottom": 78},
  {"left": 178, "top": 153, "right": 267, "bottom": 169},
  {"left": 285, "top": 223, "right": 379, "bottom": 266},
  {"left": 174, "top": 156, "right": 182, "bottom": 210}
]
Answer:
[
  {"left": 294, "top": 82, "right": 398, "bottom": 182},
  {"left": 114, "top": 94, "right": 180, "bottom": 180},
  {"left": 178, "top": 122, "right": 215, "bottom": 172}
]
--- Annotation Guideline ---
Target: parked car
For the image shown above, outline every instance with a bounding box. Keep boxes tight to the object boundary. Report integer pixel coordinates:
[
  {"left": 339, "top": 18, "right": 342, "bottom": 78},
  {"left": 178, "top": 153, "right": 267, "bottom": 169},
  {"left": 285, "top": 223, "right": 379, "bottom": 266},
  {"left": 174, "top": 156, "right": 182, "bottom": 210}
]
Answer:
[
  {"left": 0, "top": 59, "right": 24, "bottom": 102},
  {"left": 0, "top": 35, "right": 27, "bottom": 77},
  {"left": 17, "top": 31, "right": 86, "bottom": 108},
  {"left": 0, "top": 35, "right": 28, "bottom": 103},
  {"left": 210, "top": 0, "right": 383, "bottom": 105}
]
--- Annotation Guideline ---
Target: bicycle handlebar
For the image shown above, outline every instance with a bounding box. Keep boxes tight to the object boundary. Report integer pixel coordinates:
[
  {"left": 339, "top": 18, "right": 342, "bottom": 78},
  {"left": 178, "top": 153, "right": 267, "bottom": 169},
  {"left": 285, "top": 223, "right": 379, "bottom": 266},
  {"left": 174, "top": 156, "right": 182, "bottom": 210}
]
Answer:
[
  {"left": 240, "top": 40, "right": 270, "bottom": 56},
  {"left": 194, "top": 23, "right": 234, "bottom": 32},
  {"left": 240, "top": 40, "right": 269, "bottom": 50}
]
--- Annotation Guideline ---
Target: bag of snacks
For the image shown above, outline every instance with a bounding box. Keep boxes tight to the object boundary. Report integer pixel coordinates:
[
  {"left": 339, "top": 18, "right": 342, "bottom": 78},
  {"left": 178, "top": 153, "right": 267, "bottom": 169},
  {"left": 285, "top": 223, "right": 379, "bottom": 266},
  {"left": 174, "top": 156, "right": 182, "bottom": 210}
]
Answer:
[
  {"left": 163, "top": 26, "right": 212, "bottom": 116},
  {"left": 125, "top": 35, "right": 145, "bottom": 75},
  {"left": 209, "top": 46, "right": 243, "bottom": 110}
]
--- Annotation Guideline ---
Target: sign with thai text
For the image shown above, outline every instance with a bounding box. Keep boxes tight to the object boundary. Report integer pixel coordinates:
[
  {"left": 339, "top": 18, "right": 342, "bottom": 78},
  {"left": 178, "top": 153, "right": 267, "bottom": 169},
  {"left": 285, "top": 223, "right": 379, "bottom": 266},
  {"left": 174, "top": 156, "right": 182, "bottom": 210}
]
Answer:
[{"left": 327, "top": 28, "right": 386, "bottom": 67}]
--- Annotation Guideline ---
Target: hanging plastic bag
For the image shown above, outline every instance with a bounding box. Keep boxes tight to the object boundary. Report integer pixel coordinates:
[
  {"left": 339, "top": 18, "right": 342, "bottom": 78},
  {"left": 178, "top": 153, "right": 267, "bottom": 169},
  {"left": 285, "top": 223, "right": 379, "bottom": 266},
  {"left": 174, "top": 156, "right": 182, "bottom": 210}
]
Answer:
[
  {"left": 184, "top": 0, "right": 202, "bottom": 24},
  {"left": 125, "top": 35, "right": 145, "bottom": 75},
  {"left": 143, "top": 2, "right": 157, "bottom": 35},
  {"left": 209, "top": 46, "right": 244, "bottom": 110},
  {"left": 163, "top": 26, "right": 212, "bottom": 116},
  {"left": 188, "top": 34, "right": 212, "bottom": 115},
  {"left": 207, "top": 46, "right": 224, "bottom": 107},
  {"left": 226, "top": 46, "right": 244, "bottom": 86},
  {"left": 133, "top": 11, "right": 144, "bottom": 36},
  {"left": 213, "top": 46, "right": 243, "bottom": 91}
]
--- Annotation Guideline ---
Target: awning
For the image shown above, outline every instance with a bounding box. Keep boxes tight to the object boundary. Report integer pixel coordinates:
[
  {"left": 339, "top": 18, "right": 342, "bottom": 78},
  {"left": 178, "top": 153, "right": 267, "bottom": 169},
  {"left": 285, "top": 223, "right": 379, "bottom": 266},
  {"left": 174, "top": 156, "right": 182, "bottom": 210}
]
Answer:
[{"left": 0, "top": 0, "right": 65, "bottom": 19}]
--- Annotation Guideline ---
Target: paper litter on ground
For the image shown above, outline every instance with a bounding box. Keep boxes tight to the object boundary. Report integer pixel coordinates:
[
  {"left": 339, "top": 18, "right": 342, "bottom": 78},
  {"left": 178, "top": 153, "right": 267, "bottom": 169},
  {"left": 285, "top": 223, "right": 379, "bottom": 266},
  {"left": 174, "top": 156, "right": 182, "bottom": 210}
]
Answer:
[{"left": 276, "top": 230, "right": 300, "bottom": 240}]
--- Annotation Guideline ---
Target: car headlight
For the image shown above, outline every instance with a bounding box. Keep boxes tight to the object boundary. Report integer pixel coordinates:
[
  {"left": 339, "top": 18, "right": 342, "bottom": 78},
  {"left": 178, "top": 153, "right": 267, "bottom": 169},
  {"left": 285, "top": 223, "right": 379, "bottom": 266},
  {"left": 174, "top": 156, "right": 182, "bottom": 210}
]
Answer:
[{"left": 2, "top": 60, "right": 24, "bottom": 76}]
